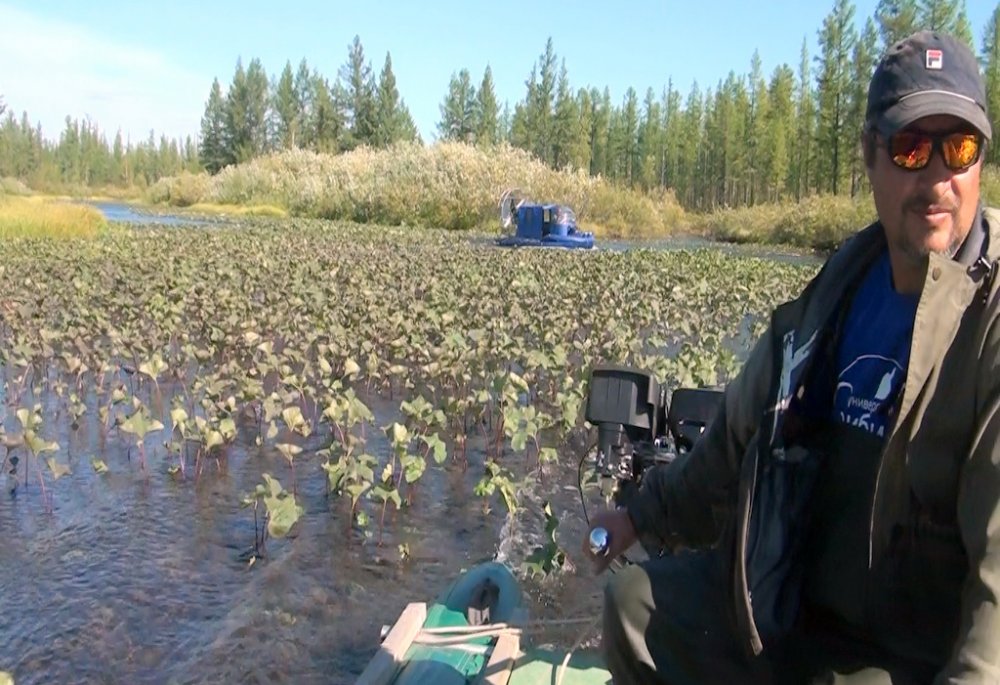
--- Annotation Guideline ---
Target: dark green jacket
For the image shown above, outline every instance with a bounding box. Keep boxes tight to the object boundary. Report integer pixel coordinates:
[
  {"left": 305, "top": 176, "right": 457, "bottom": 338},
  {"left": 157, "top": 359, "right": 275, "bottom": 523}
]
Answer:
[{"left": 627, "top": 207, "right": 1000, "bottom": 683}]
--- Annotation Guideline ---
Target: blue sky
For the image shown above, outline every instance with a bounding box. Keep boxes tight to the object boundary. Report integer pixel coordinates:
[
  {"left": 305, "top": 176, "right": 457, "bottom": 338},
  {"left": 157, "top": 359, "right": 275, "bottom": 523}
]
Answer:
[{"left": 0, "top": 1, "right": 994, "bottom": 145}]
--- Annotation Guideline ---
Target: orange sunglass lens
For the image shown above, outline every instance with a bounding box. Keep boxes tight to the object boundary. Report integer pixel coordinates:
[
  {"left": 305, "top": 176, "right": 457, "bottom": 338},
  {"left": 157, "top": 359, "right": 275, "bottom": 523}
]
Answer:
[
  {"left": 889, "top": 133, "right": 932, "bottom": 169},
  {"left": 942, "top": 133, "right": 979, "bottom": 168}
]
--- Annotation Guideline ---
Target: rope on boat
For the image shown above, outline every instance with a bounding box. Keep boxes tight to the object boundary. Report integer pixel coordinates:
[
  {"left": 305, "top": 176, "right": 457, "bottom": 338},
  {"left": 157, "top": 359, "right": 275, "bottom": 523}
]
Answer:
[
  {"left": 555, "top": 614, "right": 602, "bottom": 685},
  {"left": 417, "top": 616, "right": 597, "bottom": 635}
]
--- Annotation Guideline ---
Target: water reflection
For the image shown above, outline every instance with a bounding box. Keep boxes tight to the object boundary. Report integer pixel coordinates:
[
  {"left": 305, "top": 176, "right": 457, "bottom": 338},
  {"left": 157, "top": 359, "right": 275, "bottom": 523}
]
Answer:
[
  {"left": 89, "top": 202, "right": 208, "bottom": 227},
  {"left": 0, "top": 384, "right": 524, "bottom": 684}
]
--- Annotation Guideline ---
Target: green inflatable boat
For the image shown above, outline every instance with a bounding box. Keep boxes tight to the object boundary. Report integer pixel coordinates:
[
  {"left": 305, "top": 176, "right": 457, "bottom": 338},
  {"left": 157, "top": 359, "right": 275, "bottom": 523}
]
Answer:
[{"left": 356, "top": 561, "right": 611, "bottom": 684}]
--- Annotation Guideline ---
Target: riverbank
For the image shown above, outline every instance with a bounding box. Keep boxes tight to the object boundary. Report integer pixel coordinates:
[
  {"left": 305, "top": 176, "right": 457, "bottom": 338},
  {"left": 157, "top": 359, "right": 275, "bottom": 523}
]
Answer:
[{"left": 0, "top": 194, "right": 107, "bottom": 238}]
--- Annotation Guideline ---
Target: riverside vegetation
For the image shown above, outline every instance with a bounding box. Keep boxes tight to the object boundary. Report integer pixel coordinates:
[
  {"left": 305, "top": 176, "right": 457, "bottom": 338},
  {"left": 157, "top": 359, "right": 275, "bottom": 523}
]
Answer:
[
  {"left": 0, "top": 127, "right": 995, "bottom": 685},
  {"left": 0, "top": 211, "right": 815, "bottom": 564}
]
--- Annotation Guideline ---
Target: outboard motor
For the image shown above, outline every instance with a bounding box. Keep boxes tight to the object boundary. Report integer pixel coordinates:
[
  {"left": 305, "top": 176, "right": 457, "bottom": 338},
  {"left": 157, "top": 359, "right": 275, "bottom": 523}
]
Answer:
[{"left": 584, "top": 364, "right": 723, "bottom": 556}]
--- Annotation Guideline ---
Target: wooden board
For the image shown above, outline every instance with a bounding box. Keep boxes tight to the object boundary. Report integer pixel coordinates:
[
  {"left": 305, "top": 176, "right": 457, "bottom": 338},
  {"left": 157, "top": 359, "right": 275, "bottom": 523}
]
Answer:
[
  {"left": 477, "top": 632, "right": 521, "bottom": 685},
  {"left": 356, "top": 602, "right": 427, "bottom": 685}
]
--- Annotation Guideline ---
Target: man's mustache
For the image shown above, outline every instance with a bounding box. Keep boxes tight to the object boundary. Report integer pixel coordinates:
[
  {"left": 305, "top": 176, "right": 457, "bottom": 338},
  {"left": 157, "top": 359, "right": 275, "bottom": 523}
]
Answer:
[{"left": 903, "top": 195, "right": 958, "bottom": 214}]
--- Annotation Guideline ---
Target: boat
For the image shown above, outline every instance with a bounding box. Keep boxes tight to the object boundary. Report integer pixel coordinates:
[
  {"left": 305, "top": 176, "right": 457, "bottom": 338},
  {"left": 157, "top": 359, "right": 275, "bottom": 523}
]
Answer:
[
  {"left": 356, "top": 561, "right": 611, "bottom": 684},
  {"left": 496, "top": 190, "right": 595, "bottom": 250}
]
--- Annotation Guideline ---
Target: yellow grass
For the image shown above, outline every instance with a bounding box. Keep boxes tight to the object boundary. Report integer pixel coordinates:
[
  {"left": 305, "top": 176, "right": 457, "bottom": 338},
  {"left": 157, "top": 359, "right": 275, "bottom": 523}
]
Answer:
[
  {"left": 0, "top": 195, "right": 107, "bottom": 239},
  {"left": 184, "top": 202, "right": 288, "bottom": 218}
]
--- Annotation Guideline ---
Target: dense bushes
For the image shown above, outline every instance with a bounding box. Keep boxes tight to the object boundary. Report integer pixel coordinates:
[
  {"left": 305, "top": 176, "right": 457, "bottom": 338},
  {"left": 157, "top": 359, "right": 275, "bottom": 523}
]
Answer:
[
  {"left": 698, "top": 194, "right": 877, "bottom": 250},
  {"left": 148, "top": 142, "right": 688, "bottom": 238}
]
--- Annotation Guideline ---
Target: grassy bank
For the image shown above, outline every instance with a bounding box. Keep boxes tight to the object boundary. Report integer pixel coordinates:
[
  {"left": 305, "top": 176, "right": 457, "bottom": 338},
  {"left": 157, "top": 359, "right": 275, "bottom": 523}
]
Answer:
[
  {"left": 696, "top": 165, "right": 1000, "bottom": 251},
  {"left": 694, "top": 194, "right": 877, "bottom": 251},
  {"left": 0, "top": 194, "right": 107, "bottom": 239},
  {"left": 147, "top": 142, "right": 687, "bottom": 238}
]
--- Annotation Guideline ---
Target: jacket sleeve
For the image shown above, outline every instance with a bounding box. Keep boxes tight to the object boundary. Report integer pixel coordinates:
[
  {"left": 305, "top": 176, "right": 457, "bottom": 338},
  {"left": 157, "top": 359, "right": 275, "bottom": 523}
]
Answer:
[
  {"left": 937, "top": 317, "right": 1000, "bottom": 683},
  {"left": 625, "top": 322, "right": 775, "bottom": 550}
]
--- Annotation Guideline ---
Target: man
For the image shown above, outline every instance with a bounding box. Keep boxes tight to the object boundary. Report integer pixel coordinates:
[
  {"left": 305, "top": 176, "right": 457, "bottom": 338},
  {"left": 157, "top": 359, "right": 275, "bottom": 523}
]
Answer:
[{"left": 584, "top": 30, "right": 997, "bottom": 684}]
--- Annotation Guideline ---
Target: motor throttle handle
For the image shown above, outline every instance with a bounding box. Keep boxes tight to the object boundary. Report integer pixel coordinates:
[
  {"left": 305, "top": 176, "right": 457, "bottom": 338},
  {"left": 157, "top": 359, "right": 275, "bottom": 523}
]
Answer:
[{"left": 589, "top": 526, "right": 611, "bottom": 557}]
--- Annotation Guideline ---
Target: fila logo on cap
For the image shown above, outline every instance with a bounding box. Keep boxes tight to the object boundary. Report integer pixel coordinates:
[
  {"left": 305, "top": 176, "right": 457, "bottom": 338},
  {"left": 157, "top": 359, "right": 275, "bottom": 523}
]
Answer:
[{"left": 926, "top": 49, "right": 943, "bottom": 69}]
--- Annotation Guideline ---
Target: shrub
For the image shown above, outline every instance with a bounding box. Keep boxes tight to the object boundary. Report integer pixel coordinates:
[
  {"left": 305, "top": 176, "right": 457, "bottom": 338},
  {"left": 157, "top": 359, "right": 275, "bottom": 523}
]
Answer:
[
  {"left": 186, "top": 142, "right": 687, "bottom": 238},
  {"left": 698, "top": 194, "right": 876, "bottom": 251},
  {"left": 146, "top": 172, "right": 213, "bottom": 207}
]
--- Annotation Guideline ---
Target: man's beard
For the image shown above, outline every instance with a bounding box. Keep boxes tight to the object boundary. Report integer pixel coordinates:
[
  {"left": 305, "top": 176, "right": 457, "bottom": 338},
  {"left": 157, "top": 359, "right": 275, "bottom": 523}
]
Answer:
[{"left": 900, "top": 192, "right": 963, "bottom": 258}]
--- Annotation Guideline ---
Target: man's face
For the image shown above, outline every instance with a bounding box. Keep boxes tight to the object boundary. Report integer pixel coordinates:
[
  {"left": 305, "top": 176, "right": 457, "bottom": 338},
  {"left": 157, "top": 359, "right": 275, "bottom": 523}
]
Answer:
[{"left": 868, "top": 114, "right": 983, "bottom": 266}]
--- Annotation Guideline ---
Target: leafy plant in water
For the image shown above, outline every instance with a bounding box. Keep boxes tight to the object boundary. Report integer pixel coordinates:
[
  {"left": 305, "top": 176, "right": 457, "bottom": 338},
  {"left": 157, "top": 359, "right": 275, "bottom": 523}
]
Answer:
[
  {"left": 400, "top": 396, "right": 448, "bottom": 468},
  {"left": 322, "top": 451, "right": 376, "bottom": 520},
  {"left": 521, "top": 501, "right": 568, "bottom": 578},
  {"left": 241, "top": 472, "right": 304, "bottom": 563},
  {"left": 319, "top": 389, "right": 377, "bottom": 521},
  {"left": 118, "top": 400, "right": 165, "bottom": 472},
  {"left": 138, "top": 352, "right": 168, "bottom": 391},
  {"left": 14, "top": 404, "right": 59, "bottom": 507},
  {"left": 473, "top": 459, "right": 518, "bottom": 516},
  {"left": 67, "top": 392, "right": 87, "bottom": 429},
  {"left": 370, "top": 461, "right": 401, "bottom": 545},
  {"left": 276, "top": 442, "right": 303, "bottom": 494},
  {"left": 503, "top": 403, "right": 557, "bottom": 468}
]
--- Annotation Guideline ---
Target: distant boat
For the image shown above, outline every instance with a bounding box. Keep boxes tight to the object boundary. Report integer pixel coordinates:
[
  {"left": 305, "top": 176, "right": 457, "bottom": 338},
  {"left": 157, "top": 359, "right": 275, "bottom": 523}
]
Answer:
[{"left": 496, "top": 189, "right": 595, "bottom": 250}]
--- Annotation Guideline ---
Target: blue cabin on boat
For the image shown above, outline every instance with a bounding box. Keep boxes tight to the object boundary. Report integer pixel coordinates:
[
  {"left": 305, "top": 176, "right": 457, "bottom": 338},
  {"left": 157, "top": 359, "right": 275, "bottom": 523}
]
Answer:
[{"left": 497, "top": 202, "right": 595, "bottom": 250}]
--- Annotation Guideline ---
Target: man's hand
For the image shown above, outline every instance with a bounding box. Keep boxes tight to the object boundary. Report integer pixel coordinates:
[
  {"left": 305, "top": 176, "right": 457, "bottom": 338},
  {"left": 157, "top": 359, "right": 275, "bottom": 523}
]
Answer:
[{"left": 582, "top": 508, "right": 637, "bottom": 574}]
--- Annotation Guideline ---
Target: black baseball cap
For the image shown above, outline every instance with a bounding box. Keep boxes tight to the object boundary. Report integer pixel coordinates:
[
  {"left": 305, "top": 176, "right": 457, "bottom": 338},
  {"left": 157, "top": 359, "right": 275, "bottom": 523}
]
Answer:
[{"left": 866, "top": 30, "right": 991, "bottom": 140}]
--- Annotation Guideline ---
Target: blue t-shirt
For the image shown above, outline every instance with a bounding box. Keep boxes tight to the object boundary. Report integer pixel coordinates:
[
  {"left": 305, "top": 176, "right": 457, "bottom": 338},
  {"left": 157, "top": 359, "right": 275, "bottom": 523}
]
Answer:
[{"left": 832, "top": 252, "right": 919, "bottom": 438}]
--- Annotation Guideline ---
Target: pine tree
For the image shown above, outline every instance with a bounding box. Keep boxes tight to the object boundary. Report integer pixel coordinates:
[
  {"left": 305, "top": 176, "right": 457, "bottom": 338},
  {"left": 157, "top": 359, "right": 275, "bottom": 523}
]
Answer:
[
  {"left": 918, "top": 0, "right": 962, "bottom": 35},
  {"left": 764, "top": 65, "right": 796, "bottom": 201},
  {"left": 573, "top": 87, "right": 594, "bottom": 171},
  {"left": 848, "top": 18, "right": 879, "bottom": 196},
  {"left": 224, "top": 59, "right": 250, "bottom": 162},
  {"left": 293, "top": 59, "right": 314, "bottom": 147},
  {"left": 637, "top": 87, "right": 662, "bottom": 191},
  {"left": 815, "top": 0, "right": 857, "bottom": 194},
  {"left": 746, "top": 51, "right": 769, "bottom": 204},
  {"left": 374, "top": 52, "right": 417, "bottom": 147},
  {"left": 273, "top": 61, "right": 302, "bottom": 149},
  {"left": 498, "top": 101, "right": 512, "bottom": 142},
  {"left": 984, "top": 4, "right": 1000, "bottom": 164},
  {"left": 112, "top": 129, "right": 124, "bottom": 183},
  {"left": 676, "top": 82, "right": 703, "bottom": 207},
  {"left": 875, "top": 0, "right": 918, "bottom": 49},
  {"left": 522, "top": 38, "right": 558, "bottom": 164},
  {"left": 551, "top": 61, "right": 581, "bottom": 169},
  {"left": 793, "top": 38, "right": 816, "bottom": 199},
  {"left": 619, "top": 87, "right": 640, "bottom": 186},
  {"left": 660, "top": 80, "right": 681, "bottom": 190},
  {"left": 475, "top": 66, "right": 500, "bottom": 145},
  {"left": 200, "top": 78, "right": 230, "bottom": 173},
  {"left": 244, "top": 58, "right": 271, "bottom": 157},
  {"left": 340, "top": 35, "right": 377, "bottom": 149},
  {"left": 438, "top": 69, "right": 477, "bottom": 142},
  {"left": 311, "top": 74, "right": 344, "bottom": 153},
  {"left": 588, "top": 87, "right": 611, "bottom": 176},
  {"left": 952, "top": 1, "right": 974, "bottom": 49}
]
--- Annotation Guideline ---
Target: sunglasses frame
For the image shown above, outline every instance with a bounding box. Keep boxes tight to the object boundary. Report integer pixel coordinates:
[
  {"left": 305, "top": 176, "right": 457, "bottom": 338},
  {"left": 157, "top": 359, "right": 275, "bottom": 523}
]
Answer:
[{"left": 881, "top": 128, "right": 985, "bottom": 173}]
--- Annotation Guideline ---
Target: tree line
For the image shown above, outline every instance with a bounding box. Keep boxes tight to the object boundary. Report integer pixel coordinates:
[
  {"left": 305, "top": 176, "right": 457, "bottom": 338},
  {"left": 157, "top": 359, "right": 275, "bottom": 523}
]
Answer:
[
  {"left": 436, "top": 0, "right": 998, "bottom": 210},
  {"left": 0, "top": 0, "right": 997, "bottom": 211},
  {"left": 0, "top": 94, "right": 200, "bottom": 190}
]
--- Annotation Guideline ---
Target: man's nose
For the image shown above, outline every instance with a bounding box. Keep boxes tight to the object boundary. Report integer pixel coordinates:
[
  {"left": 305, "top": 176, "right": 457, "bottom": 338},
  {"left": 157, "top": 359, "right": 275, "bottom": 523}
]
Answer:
[{"left": 916, "top": 145, "right": 958, "bottom": 187}]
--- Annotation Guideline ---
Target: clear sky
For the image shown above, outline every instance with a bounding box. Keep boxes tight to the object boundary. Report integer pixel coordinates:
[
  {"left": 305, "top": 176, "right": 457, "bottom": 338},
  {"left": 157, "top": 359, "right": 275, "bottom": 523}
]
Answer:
[{"left": 0, "top": 1, "right": 994, "bottom": 145}]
